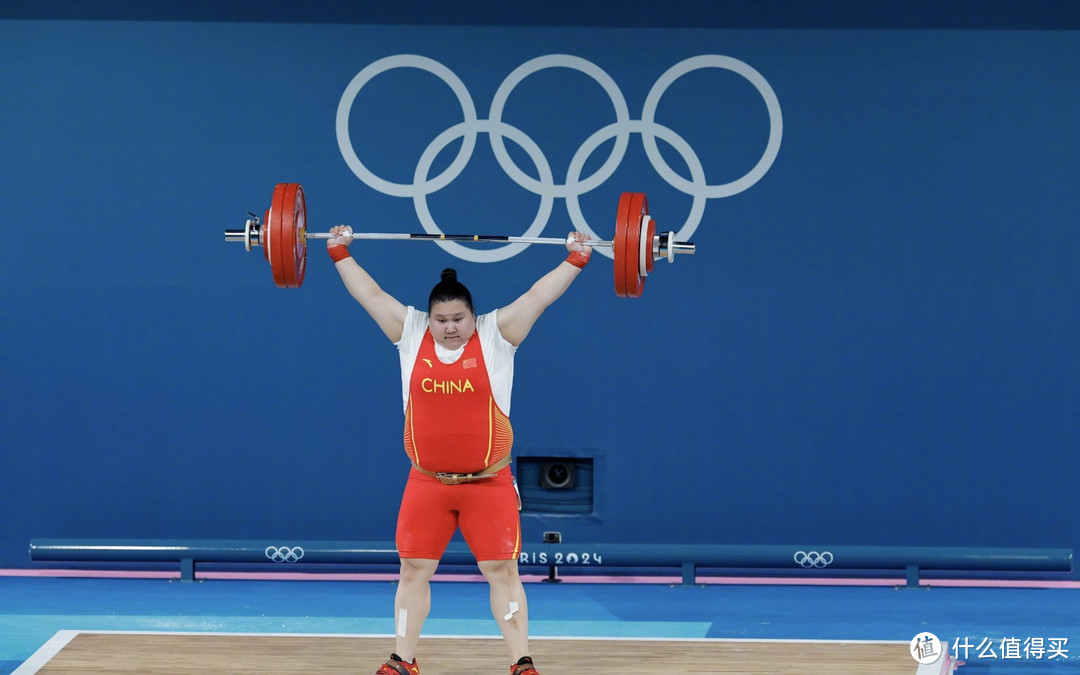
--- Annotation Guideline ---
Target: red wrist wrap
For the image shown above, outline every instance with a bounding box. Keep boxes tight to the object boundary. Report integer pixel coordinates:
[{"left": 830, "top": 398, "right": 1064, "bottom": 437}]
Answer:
[
  {"left": 328, "top": 245, "right": 352, "bottom": 263},
  {"left": 566, "top": 250, "right": 590, "bottom": 269}
]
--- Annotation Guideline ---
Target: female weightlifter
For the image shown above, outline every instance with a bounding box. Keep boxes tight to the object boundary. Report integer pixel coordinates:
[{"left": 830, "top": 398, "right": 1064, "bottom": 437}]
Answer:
[{"left": 327, "top": 225, "right": 593, "bottom": 675}]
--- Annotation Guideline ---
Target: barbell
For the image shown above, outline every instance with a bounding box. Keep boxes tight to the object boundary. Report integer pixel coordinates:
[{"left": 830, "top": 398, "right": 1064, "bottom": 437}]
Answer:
[{"left": 224, "top": 183, "right": 695, "bottom": 297}]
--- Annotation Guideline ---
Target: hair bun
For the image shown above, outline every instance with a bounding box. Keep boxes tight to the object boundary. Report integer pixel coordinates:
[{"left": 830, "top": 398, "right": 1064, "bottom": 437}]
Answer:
[{"left": 429, "top": 267, "right": 473, "bottom": 313}]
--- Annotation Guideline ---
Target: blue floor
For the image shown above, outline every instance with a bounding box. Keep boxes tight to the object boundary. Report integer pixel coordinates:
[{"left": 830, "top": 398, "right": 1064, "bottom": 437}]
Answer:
[{"left": 1, "top": 576, "right": 1077, "bottom": 673}]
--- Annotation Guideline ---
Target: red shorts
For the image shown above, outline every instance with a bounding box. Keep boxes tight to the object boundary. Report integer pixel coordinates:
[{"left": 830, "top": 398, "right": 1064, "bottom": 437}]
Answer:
[{"left": 396, "top": 468, "right": 521, "bottom": 561}]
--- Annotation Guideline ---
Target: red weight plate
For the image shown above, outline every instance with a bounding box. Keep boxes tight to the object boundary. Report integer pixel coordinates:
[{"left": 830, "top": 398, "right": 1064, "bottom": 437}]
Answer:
[
  {"left": 268, "top": 184, "right": 288, "bottom": 288},
  {"left": 292, "top": 184, "right": 307, "bottom": 288},
  {"left": 278, "top": 184, "right": 297, "bottom": 288},
  {"left": 279, "top": 183, "right": 307, "bottom": 288},
  {"left": 613, "top": 193, "right": 633, "bottom": 296},
  {"left": 622, "top": 192, "right": 647, "bottom": 298}
]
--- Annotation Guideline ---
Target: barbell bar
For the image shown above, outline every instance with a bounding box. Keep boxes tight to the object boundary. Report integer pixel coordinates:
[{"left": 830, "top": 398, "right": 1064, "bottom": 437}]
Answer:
[{"left": 224, "top": 183, "right": 695, "bottom": 297}]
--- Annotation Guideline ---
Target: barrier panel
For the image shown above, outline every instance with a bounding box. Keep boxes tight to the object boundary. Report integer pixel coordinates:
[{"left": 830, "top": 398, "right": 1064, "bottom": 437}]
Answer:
[{"left": 28, "top": 539, "right": 1073, "bottom": 586}]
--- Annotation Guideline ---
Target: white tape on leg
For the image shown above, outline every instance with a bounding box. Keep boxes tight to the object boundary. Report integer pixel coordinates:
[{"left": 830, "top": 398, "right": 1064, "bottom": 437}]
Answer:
[
  {"left": 503, "top": 601, "right": 520, "bottom": 622},
  {"left": 397, "top": 609, "right": 408, "bottom": 637}
]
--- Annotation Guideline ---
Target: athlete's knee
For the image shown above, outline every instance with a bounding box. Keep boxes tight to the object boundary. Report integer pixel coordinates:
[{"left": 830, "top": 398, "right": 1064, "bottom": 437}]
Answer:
[
  {"left": 478, "top": 558, "right": 520, "bottom": 583},
  {"left": 399, "top": 558, "right": 438, "bottom": 584}
]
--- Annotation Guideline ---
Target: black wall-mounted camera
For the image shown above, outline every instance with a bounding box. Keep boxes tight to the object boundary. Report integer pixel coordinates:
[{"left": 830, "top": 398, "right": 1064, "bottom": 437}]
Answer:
[{"left": 540, "top": 460, "right": 574, "bottom": 489}]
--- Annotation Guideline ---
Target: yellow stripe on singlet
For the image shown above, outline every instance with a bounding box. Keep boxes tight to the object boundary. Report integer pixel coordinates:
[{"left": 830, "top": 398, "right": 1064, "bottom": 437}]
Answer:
[{"left": 483, "top": 399, "right": 494, "bottom": 467}]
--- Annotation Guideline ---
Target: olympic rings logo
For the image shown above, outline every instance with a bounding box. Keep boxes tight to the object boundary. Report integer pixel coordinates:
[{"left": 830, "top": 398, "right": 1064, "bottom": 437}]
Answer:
[
  {"left": 793, "top": 550, "right": 834, "bottom": 568},
  {"left": 265, "top": 546, "right": 305, "bottom": 563},
  {"left": 336, "top": 54, "right": 783, "bottom": 263}
]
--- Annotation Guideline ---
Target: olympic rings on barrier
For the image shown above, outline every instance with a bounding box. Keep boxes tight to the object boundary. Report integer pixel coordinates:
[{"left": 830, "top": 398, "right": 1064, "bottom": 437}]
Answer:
[
  {"left": 793, "top": 550, "right": 834, "bottom": 568},
  {"left": 265, "top": 546, "right": 305, "bottom": 563},
  {"left": 336, "top": 54, "right": 783, "bottom": 263}
]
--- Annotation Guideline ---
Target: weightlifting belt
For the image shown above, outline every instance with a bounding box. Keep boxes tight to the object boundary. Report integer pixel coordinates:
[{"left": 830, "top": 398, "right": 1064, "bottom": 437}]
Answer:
[{"left": 412, "top": 454, "right": 512, "bottom": 485}]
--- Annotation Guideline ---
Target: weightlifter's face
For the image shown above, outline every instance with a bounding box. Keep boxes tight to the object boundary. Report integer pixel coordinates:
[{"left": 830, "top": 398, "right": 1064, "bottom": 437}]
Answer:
[{"left": 429, "top": 299, "right": 476, "bottom": 350}]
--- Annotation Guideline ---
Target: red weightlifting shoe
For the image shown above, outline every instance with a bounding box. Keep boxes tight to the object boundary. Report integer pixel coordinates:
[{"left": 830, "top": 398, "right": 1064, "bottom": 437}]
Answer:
[
  {"left": 376, "top": 653, "right": 420, "bottom": 675},
  {"left": 511, "top": 656, "right": 540, "bottom": 675}
]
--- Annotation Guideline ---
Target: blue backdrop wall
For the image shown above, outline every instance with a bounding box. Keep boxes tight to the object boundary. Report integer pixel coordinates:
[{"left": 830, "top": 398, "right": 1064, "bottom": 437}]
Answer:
[{"left": 2, "top": 3, "right": 1077, "bottom": 574}]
